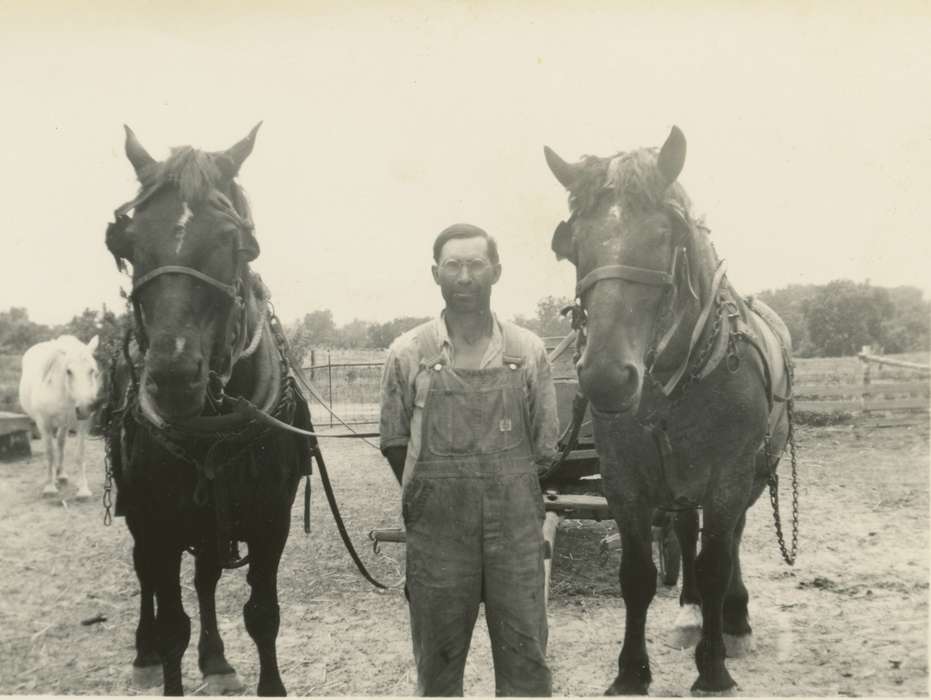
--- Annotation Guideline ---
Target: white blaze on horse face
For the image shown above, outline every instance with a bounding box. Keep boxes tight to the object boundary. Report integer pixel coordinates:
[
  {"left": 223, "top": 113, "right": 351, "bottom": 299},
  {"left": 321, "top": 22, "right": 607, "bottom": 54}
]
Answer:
[
  {"left": 174, "top": 337, "right": 186, "bottom": 358},
  {"left": 609, "top": 204, "right": 622, "bottom": 221},
  {"left": 175, "top": 202, "right": 193, "bottom": 254}
]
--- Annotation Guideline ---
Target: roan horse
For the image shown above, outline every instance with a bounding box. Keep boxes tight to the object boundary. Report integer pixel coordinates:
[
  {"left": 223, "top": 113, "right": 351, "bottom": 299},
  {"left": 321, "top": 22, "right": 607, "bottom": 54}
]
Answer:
[
  {"left": 19, "top": 334, "right": 101, "bottom": 497},
  {"left": 102, "top": 125, "right": 314, "bottom": 696},
  {"left": 544, "top": 126, "right": 797, "bottom": 695}
]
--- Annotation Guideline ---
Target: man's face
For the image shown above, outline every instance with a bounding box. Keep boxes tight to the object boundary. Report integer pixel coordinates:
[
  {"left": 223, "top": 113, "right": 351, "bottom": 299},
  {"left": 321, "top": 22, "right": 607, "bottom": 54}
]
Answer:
[{"left": 432, "top": 236, "right": 501, "bottom": 313}]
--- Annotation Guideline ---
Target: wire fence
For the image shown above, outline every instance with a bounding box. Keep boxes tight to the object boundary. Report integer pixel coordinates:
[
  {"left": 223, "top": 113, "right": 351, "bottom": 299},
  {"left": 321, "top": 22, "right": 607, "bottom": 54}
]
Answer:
[
  {"left": 301, "top": 355, "right": 384, "bottom": 426},
  {"left": 299, "top": 341, "right": 574, "bottom": 427}
]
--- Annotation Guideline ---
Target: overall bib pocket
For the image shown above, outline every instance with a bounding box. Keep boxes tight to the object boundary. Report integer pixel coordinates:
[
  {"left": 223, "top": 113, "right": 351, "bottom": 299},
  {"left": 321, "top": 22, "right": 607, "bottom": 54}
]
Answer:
[{"left": 426, "top": 384, "right": 524, "bottom": 457}]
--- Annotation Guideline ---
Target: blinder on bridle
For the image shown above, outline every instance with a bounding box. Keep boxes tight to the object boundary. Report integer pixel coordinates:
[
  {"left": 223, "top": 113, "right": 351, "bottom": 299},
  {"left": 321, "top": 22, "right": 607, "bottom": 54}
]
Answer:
[{"left": 105, "top": 181, "right": 260, "bottom": 388}]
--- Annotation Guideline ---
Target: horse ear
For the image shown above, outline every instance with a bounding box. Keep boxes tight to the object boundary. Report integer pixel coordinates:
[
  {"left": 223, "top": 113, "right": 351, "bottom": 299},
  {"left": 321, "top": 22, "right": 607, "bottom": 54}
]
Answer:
[
  {"left": 124, "top": 125, "right": 156, "bottom": 178},
  {"left": 657, "top": 126, "right": 687, "bottom": 185},
  {"left": 217, "top": 122, "right": 262, "bottom": 179},
  {"left": 87, "top": 335, "right": 99, "bottom": 353},
  {"left": 551, "top": 220, "right": 576, "bottom": 263},
  {"left": 544, "top": 146, "right": 580, "bottom": 190}
]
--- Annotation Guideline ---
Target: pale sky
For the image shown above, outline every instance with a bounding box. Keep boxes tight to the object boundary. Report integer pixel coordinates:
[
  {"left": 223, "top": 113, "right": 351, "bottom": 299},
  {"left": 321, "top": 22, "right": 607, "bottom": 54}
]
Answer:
[{"left": 2, "top": 1, "right": 929, "bottom": 328}]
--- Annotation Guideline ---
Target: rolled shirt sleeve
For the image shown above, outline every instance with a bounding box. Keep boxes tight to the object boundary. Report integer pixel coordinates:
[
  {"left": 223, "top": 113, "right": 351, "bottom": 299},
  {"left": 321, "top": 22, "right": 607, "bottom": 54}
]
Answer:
[
  {"left": 379, "top": 346, "right": 412, "bottom": 451},
  {"left": 527, "top": 339, "right": 560, "bottom": 472}
]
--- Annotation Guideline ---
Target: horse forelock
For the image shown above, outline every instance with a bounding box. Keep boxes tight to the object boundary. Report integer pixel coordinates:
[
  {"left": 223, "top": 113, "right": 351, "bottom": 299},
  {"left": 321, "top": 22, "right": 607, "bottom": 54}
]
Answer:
[
  {"left": 140, "top": 147, "right": 225, "bottom": 205},
  {"left": 571, "top": 149, "right": 693, "bottom": 220}
]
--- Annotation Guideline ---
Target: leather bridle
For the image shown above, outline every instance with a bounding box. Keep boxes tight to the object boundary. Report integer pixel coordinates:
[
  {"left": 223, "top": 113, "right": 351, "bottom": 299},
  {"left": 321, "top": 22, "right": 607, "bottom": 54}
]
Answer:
[
  {"left": 109, "top": 183, "right": 259, "bottom": 392},
  {"left": 574, "top": 244, "right": 683, "bottom": 298},
  {"left": 558, "top": 208, "right": 723, "bottom": 398}
]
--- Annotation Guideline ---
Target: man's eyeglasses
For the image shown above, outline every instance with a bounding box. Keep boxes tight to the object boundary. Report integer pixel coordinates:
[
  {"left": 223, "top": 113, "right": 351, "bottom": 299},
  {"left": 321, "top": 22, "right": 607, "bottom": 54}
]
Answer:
[{"left": 438, "top": 258, "right": 492, "bottom": 276}]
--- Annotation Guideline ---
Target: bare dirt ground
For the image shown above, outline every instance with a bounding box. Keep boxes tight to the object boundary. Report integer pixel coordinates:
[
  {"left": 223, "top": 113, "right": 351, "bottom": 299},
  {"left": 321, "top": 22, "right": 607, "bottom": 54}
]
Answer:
[{"left": 0, "top": 422, "right": 927, "bottom": 696}]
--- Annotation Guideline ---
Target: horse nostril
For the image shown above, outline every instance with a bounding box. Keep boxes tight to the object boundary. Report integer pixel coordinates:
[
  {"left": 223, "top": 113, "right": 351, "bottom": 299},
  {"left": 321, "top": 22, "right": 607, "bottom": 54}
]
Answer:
[{"left": 620, "top": 363, "right": 640, "bottom": 393}]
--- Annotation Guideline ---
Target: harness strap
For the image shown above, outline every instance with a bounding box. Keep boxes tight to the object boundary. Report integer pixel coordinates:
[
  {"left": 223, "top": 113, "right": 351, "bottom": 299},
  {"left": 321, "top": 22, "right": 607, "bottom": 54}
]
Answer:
[
  {"left": 658, "top": 259, "right": 729, "bottom": 396},
  {"left": 575, "top": 250, "right": 679, "bottom": 297},
  {"left": 131, "top": 265, "right": 239, "bottom": 299}
]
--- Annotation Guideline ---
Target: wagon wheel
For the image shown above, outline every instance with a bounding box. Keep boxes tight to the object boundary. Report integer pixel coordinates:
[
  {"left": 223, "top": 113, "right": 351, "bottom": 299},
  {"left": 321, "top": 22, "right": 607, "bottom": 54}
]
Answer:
[{"left": 657, "top": 521, "right": 681, "bottom": 587}]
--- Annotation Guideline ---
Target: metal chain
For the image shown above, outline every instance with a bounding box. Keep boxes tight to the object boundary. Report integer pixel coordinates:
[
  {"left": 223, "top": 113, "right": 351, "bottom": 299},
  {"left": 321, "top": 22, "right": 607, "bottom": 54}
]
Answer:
[
  {"left": 640, "top": 294, "right": 723, "bottom": 428},
  {"left": 768, "top": 366, "right": 800, "bottom": 565},
  {"left": 102, "top": 425, "right": 114, "bottom": 526}
]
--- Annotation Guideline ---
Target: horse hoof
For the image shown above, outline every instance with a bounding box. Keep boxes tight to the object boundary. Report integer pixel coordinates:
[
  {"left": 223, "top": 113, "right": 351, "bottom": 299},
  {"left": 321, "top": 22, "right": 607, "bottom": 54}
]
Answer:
[
  {"left": 132, "top": 664, "right": 163, "bottom": 689},
  {"left": 671, "top": 604, "right": 702, "bottom": 648},
  {"left": 76, "top": 487, "right": 92, "bottom": 499},
  {"left": 724, "top": 632, "right": 754, "bottom": 658},
  {"left": 57, "top": 473, "right": 70, "bottom": 483},
  {"left": 204, "top": 671, "right": 245, "bottom": 694},
  {"left": 691, "top": 686, "right": 737, "bottom": 697},
  {"left": 42, "top": 484, "right": 59, "bottom": 496},
  {"left": 691, "top": 670, "right": 737, "bottom": 697},
  {"left": 605, "top": 679, "right": 650, "bottom": 696}
]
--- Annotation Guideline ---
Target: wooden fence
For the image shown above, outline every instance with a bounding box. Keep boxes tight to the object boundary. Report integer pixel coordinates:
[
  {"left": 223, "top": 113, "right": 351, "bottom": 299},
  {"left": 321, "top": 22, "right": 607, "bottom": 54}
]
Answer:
[
  {"left": 792, "top": 347, "right": 928, "bottom": 427},
  {"left": 299, "top": 345, "right": 930, "bottom": 429}
]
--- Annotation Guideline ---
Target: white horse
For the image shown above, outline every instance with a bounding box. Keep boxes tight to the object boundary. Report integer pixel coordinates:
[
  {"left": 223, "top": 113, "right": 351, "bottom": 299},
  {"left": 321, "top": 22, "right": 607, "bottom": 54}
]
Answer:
[{"left": 18, "top": 335, "right": 101, "bottom": 498}]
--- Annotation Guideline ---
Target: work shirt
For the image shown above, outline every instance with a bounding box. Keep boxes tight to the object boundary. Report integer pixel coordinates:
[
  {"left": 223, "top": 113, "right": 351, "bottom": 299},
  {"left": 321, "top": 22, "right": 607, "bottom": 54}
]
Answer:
[{"left": 379, "top": 313, "right": 559, "bottom": 486}]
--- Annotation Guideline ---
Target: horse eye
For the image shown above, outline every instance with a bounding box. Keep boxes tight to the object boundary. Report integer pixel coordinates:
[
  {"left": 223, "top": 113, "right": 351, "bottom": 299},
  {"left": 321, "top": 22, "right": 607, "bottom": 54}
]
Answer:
[{"left": 66, "top": 368, "right": 73, "bottom": 376}]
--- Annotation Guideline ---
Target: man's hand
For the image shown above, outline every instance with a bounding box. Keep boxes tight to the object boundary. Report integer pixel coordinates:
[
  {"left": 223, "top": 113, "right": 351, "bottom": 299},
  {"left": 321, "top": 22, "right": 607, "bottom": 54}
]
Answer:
[
  {"left": 382, "top": 446, "right": 407, "bottom": 486},
  {"left": 537, "top": 452, "right": 563, "bottom": 482}
]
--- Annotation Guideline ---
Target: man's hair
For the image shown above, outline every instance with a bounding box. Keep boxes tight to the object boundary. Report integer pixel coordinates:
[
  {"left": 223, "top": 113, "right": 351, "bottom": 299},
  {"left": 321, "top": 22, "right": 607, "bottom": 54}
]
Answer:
[{"left": 432, "top": 223, "right": 500, "bottom": 266}]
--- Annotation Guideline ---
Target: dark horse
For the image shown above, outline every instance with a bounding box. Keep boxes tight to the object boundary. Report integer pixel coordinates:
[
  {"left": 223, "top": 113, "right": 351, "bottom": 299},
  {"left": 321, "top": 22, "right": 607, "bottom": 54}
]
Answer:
[
  {"left": 544, "top": 127, "right": 797, "bottom": 695},
  {"left": 102, "top": 125, "right": 314, "bottom": 696}
]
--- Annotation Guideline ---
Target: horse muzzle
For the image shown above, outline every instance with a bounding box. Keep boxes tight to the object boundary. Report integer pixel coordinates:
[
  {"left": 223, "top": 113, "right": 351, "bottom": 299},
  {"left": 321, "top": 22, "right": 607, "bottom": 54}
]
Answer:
[
  {"left": 577, "top": 358, "right": 643, "bottom": 415},
  {"left": 75, "top": 405, "right": 94, "bottom": 421},
  {"left": 143, "top": 350, "right": 208, "bottom": 420}
]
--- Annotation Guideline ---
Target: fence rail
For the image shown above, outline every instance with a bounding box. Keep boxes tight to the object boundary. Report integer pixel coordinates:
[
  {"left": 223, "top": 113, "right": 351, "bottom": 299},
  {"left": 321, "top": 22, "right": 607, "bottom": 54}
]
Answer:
[{"left": 301, "top": 346, "right": 930, "bottom": 429}]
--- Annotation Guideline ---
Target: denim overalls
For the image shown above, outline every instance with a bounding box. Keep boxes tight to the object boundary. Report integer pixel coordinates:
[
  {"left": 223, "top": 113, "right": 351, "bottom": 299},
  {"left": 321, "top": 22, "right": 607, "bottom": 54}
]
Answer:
[{"left": 403, "top": 326, "right": 551, "bottom": 696}]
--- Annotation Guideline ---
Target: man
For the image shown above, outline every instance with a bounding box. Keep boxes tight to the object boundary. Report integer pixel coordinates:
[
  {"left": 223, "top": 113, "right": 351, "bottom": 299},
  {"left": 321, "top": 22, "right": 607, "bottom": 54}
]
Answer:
[{"left": 379, "top": 223, "right": 559, "bottom": 696}]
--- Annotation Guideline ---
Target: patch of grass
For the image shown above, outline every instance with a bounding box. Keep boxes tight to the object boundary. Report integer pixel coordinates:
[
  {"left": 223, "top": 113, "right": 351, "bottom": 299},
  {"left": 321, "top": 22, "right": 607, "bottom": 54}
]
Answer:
[
  {"left": 793, "top": 408, "right": 855, "bottom": 426},
  {"left": 0, "top": 354, "right": 21, "bottom": 412}
]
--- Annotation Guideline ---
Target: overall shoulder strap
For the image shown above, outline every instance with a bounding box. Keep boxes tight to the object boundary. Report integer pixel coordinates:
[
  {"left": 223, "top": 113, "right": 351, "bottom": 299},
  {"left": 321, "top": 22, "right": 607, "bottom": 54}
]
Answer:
[
  {"left": 412, "top": 322, "right": 446, "bottom": 370},
  {"left": 499, "top": 322, "right": 525, "bottom": 369}
]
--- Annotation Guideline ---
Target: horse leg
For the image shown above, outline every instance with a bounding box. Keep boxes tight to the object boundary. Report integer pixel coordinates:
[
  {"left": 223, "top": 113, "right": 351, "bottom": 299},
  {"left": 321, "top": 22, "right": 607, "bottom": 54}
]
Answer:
[
  {"left": 244, "top": 527, "right": 288, "bottom": 696},
  {"left": 672, "top": 509, "right": 703, "bottom": 648},
  {"left": 723, "top": 511, "right": 754, "bottom": 657},
  {"left": 606, "top": 501, "right": 656, "bottom": 695},
  {"left": 153, "top": 546, "right": 191, "bottom": 696},
  {"left": 691, "top": 498, "right": 742, "bottom": 695},
  {"left": 194, "top": 550, "right": 244, "bottom": 693},
  {"left": 131, "top": 542, "right": 163, "bottom": 689},
  {"left": 55, "top": 423, "right": 68, "bottom": 483},
  {"left": 40, "top": 423, "right": 58, "bottom": 495},
  {"left": 75, "top": 418, "right": 92, "bottom": 498}
]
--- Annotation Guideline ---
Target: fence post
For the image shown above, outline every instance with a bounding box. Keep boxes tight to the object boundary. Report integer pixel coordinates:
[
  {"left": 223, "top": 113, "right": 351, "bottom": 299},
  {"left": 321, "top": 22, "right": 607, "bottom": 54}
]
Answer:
[
  {"left": 310, "top": 349, "right": 316, "bottom": 380},
  {"left": 328, "top": 351, "right": 333, "bottom": 428},
  {"left": 859, "top": 345, "right": 872, "bottom": 416}
]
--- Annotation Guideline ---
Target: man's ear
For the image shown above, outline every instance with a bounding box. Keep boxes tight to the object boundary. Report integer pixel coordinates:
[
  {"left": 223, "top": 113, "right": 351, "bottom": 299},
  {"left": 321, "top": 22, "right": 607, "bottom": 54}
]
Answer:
[
  {"left": 431, "top": 264, "right": 440, "bottom": 285},
  {"left": 490, "top": 263, "right": 502, "bottom": 285}
]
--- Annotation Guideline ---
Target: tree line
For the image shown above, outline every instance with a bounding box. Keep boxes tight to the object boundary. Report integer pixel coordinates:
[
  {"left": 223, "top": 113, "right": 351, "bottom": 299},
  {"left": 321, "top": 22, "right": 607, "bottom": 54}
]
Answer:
[{"left": 1, "top": 279, "right": 927, "bottom": 361}]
